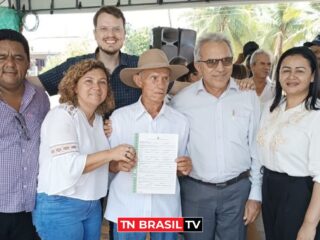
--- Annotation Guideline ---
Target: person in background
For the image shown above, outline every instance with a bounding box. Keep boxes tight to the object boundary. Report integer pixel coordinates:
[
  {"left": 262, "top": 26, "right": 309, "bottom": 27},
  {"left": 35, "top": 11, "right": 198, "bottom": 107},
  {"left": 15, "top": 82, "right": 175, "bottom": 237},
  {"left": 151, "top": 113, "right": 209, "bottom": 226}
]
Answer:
[
  {"left": 105, "top": 49, "right": 192, "bottom": 240},
  {"left": 0, "top": 29, "right": 49, "bottom": 240},
  {"left": 244, "top": 41, "right": 260, "bottom": 77},
  {"left": 233, "top": 41, "right": 259, "bottom": 79},
  {"left": 234, "top": 41, "right": 260, "bottom": 65},
  {"left": 246, "top": 49, "right": 273, "bottom": 240},
  {"left": 32, "top": 60, "right": 136, "bottom": 240},
  {"left": 250, "top": 49, "right": 274, "bottom": 110},
  {"left": 304, "top": 34, "right": 320, "bottom": 68},
  {"left": 28, "top": 6, "right": 141, "bottom": 110},
  {"left": 257, "top": 46, "right": 320, "bottom": 240},
  {"left": 171, "top": 33, "right": 262, "bottom": 240},
  {"left": 186, "top": 61, "right": 202, "bottom": 83}
]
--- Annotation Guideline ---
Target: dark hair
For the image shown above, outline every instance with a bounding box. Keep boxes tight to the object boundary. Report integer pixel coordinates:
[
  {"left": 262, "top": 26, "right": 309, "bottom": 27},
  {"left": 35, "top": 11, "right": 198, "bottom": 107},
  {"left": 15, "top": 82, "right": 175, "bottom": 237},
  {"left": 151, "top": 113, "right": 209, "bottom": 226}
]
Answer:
[
  {"left": 243, "top": 41, "right": 259, "bottom": 59},
  {"left": 187, "top": 61, "right": 197, "bottom": 74},
  {"left": 0, "top": 29, "right": 30, "bottom": 61},
  {"left": 93, "top": 6, "right": 126, "bottom": 28},
  {"left": 270, "top": 46, "right": 319, "bottom": 112},
  {"left": 59, "top": 59, "right": 115, "bottom": 115}
]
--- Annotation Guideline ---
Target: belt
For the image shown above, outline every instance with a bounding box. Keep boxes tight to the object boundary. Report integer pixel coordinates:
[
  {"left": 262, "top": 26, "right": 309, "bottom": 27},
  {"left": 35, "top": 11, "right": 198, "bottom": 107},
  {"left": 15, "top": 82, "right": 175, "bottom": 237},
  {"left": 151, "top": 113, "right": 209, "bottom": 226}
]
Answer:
[{"left": 186, "top": 171, "right": 250, "bottom": 188}]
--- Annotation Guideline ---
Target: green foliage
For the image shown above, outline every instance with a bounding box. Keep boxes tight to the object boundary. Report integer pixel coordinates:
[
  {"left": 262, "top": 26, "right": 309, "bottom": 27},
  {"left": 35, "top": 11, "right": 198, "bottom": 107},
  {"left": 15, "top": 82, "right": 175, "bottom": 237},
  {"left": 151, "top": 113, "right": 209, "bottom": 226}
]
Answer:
[
  {"left": 183, "top": 2, "right": 320, "bottom": 58},
  {"left": 40, "top": 39, "right": 91, "bottom": 73},
  {"left": 124, "top": 25, "right": 151, "bottom": 56}
]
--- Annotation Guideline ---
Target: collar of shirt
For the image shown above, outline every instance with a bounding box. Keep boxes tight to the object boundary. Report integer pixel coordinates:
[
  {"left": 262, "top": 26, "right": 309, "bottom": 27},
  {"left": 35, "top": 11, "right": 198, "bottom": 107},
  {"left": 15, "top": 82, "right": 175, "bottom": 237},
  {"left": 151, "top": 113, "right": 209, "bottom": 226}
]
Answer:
[
  {"left": 279, "top": 99, "right": 306, "bottom": 114},
  {"left": 134, "top": 97, "right": 169, "bottom": 121},
  {"left": 20, "top": 81, "right": 36, "bottom": 112},
  {"left": 94, "top": 48, "right": 136, "bottom": 67},
  {"left": 195, "top": 77, "right": 239, "bottom": 96},
  {"left": 0, "top": 80, "right": 36, "bottom": 113},
  {"left": 119, "top": 51, "right": 135, "bottom": 67}
]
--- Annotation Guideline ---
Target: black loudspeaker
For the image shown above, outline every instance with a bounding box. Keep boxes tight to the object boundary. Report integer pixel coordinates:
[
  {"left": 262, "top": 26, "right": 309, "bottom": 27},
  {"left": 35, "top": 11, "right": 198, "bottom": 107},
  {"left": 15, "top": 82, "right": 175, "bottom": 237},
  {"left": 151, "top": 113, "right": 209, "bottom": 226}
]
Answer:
[{"left": 152, "top": 27, "right": 197, "bottom": 63}]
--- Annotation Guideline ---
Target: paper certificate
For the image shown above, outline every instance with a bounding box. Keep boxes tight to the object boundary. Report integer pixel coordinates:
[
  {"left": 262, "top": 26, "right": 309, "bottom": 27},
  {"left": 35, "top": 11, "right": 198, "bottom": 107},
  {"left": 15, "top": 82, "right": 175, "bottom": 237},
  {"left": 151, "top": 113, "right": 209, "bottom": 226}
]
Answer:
[{"left": 133, "top": 133, "right": 178, "bottom": 194}]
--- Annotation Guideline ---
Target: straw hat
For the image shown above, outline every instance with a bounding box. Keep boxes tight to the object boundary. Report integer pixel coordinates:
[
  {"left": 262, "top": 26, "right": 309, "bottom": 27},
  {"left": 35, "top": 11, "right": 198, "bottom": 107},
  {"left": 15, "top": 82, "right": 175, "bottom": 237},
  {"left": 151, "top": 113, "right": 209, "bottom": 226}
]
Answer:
[{"left": 120, "top": 49, "right": 188, "bottom": 88}]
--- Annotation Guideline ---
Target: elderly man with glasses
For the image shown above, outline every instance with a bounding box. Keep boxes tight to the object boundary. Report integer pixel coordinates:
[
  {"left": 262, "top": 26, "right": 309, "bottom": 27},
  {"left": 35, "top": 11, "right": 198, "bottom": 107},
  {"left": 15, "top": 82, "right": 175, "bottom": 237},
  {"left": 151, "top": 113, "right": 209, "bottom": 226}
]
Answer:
[
  {"left": 171, "top": 32, "right": 262, "bottom": 240},
  {"left": 0, "top": 29, "right": 49, "bottom": 240}
]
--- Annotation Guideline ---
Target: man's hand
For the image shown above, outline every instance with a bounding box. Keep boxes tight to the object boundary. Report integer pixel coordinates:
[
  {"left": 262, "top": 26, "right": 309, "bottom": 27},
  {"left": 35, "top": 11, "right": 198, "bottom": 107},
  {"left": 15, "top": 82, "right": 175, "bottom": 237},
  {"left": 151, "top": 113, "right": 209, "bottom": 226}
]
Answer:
[
  {"left": 243, "top": 200, "right": 261, "bottom": 225},
  {"left": 104, "top": 119, "right": 112, "bottom": 137},
  {"left": 176, "top": 156, "right": 192, "bottom": 176},
  {"left": 297, "top": 221, "right": 317, "bottom": 240},
  {"left": 109, "top": 159, "right": 136, "bottom": 173},
  {"left": 236, "top": 78, "right": 255, "bottom": 91}
]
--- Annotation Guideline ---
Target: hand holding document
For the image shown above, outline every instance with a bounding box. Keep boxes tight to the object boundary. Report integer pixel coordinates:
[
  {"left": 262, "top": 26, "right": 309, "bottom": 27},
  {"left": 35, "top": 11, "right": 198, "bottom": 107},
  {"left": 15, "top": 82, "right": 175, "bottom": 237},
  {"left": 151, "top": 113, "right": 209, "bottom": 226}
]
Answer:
[{"left": 133, "top": 133, "right": 178, "bottom": 194}]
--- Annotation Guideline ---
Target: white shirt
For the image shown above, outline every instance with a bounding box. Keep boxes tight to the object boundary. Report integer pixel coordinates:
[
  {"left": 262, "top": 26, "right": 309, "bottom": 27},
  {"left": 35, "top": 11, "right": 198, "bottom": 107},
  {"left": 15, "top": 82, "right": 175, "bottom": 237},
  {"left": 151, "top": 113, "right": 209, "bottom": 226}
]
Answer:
[
  {"left": 259, "top": 77, "right": 275, "bottom": 111},
  {"left": 105, "top": 99, "right": 189, "bottom": 223},
  {"left": 171, "top": 78, "right": 262, "bottom": 201},
  {"left": 257, "top": 100, "right": 320, "bottom": 182},
  {"left": 37, "top": 104, "right": 109, "bottom": 200}
]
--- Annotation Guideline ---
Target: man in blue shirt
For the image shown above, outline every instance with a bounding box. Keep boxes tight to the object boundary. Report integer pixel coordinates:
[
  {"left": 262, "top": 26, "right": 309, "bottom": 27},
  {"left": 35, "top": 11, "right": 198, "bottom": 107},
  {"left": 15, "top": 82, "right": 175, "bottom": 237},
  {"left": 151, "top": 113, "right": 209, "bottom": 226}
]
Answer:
[{"left": 28, "top": 6, "right": 141, "bottom": 109}]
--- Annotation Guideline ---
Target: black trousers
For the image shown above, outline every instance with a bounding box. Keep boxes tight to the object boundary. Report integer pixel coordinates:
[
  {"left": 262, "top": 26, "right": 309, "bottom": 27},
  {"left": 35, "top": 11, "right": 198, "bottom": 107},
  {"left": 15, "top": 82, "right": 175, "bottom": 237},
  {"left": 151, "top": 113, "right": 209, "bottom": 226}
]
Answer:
[
  {"left": 0, "top": 211, "right": 40, "bottom": 240},
  {"left": 262, "top": 168, "right": 320, "bottom": 240}
]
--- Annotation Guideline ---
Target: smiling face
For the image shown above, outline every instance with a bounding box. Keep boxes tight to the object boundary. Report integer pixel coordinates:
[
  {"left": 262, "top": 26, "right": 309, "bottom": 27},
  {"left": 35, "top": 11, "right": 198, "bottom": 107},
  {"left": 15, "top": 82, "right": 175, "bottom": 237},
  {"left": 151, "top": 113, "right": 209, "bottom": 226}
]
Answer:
[
  {"left": 75, "top": 68, "right": 108, "bottom": 112},
  {"left": 195, "top": 41, "right": 233, "bottom": 96},
  {"left": 133, "top": 68, "right": 170, "bottom": 106},
  {"left": 94, "top": 13, "right": 125, "bottom": 55},
  {"left": 0, "top": 40, "right": 29, "bottom": 92},
  {"left": 279, "top": 54, "right": 314, "bottom": 99}
]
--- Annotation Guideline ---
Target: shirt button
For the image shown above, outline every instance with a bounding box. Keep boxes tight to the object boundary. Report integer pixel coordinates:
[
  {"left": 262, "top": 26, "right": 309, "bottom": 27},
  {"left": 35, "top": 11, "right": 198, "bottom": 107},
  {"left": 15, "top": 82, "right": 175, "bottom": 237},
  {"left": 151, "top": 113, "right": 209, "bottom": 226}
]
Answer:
[
  {"left": 22, "top": 149, "right": 25, "bottom": 153},
  {"left": 23, "top": 185, "right": 27, "bottom": 189},
  {"left": 23, "top": 167, "right": 27, "bottom": 171}
]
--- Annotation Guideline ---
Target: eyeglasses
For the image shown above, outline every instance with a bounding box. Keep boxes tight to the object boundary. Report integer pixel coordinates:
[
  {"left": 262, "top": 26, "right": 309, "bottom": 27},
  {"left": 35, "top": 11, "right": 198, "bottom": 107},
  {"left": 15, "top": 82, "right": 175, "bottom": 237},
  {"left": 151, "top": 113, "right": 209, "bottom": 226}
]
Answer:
[
  {"left": 197, "top": 57, "right": 233, "bottom": 68},
  {"left": 15, "top": 113, "right": 30, "bottom": 141},
  {"left": 95, "top": 26, "right": 123, "bottom": 34}
]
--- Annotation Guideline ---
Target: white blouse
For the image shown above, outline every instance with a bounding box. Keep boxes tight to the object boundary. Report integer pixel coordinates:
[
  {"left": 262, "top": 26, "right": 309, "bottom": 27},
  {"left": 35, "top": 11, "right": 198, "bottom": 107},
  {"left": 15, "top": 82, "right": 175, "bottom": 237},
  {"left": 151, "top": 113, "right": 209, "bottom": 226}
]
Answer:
[
  {"left": 37, "top": 104, "right": 109, "bottom": 200},
  {"left": 257, "top": 100, "right": 320, "bottom": 182}
]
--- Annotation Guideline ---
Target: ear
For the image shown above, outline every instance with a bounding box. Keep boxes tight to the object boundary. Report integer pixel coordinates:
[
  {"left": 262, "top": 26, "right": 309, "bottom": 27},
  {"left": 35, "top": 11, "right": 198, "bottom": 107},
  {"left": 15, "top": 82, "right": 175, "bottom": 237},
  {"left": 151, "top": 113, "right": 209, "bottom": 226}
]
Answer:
[
  {"left": 194, "top": 61, "right": 202, "bottom": 74},
  {"left": 133, "top": 74, "right": 143, "bottom": 88}
]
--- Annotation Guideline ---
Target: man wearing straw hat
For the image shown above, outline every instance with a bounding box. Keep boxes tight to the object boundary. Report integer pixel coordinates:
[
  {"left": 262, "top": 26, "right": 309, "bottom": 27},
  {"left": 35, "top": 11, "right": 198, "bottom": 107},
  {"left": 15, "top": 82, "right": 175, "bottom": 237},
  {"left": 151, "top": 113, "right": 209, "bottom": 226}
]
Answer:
[{"left": 105, "top": 48, "right": 192, "bottom": 239}]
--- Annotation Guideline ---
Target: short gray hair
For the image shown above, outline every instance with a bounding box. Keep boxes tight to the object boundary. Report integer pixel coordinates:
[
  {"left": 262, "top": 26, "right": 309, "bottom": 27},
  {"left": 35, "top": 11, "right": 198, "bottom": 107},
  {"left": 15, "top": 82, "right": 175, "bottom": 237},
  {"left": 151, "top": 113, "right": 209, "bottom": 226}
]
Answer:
[
  {"left": 250, "top": 49, "right": 272, "bottom": 66},
  {"left": 194, "top": 33, "right": 233, "bottom": 61}
]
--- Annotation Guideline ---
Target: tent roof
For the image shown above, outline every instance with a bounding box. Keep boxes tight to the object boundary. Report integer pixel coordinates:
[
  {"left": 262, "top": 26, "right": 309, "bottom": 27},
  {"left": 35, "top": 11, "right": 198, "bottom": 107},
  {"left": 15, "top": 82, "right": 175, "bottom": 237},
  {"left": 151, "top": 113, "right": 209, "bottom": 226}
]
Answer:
[{"left": 2, "top": 0, "right": 311, "bottom": 14}]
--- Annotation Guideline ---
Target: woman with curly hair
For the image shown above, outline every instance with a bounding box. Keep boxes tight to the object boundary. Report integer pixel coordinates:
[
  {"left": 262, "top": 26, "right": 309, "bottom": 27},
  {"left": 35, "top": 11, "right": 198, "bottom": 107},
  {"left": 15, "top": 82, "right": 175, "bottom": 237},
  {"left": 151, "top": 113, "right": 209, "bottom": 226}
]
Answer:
[{"left": 32, "top": 60, "right": 136, "bottom": 240}]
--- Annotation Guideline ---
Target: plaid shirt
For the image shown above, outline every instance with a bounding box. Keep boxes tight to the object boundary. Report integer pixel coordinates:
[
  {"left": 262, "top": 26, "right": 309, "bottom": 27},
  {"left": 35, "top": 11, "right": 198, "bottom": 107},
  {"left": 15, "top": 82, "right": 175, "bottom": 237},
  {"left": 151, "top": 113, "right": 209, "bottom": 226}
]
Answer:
[
  {"left": 39, "top": 50, "right": 141, "bottom": 110},
  {"left": 0, "top": 81, "right": 49, "bottom": 213}
]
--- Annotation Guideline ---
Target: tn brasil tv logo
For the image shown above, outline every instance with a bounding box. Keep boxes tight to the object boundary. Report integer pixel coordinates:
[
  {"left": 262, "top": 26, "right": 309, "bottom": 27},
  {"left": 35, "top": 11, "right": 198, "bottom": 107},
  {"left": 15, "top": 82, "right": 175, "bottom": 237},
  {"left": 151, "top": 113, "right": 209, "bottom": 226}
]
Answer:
[{"left": 118, "top": 217, "right": 203, "bottom": 232}]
